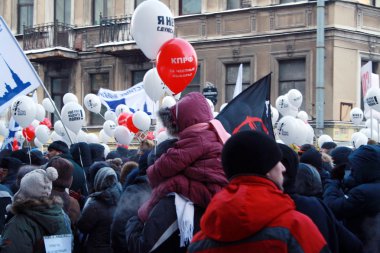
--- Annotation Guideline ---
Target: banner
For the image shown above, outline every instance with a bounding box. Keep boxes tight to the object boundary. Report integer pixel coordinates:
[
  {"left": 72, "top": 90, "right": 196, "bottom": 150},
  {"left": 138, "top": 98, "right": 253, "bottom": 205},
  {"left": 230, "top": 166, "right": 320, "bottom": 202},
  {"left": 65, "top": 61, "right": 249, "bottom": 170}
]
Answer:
[
  {"left": 216, "top": 73, "right": 274, "bottom": 138},
  {"left": 0, "top": 16, "right": 41, "bottom": 113},
  {"left": 2, "top": 117, "right": 22, "bottom": 150},
  {"left": 361, "top": 61, "right": 380, "bottom": 120},
  {"left": 98, "top": 83, "right": 158, "bottom": 118}
]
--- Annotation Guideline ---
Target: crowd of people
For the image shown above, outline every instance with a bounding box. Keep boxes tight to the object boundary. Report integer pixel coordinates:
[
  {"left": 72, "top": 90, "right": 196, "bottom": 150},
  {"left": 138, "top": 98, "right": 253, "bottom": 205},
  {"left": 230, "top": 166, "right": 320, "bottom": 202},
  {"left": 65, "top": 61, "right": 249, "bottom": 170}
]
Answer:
[{"left": 0, "top": 91, "right": 379, "bottom": 253}]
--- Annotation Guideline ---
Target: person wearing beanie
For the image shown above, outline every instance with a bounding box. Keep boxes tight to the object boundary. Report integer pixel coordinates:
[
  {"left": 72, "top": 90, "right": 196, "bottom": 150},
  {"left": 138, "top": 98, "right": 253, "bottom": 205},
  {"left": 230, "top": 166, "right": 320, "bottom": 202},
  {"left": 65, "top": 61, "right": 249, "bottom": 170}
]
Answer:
[
  {"left": 48, "top": 157, "right": 80, "bottom": 228},
  {"left": 296, "top": 163, "right": 323, "bottom": 197},
  {"left": 188, "top": 131, "right": 329, "bottom": 253},
  {"left": 320, "top": 141, "right": 337, "bottom": 155},
  {"left": 78, "top": 167, "right": 122, "bottom": 253},
  {"left": 300, "top": 148, "right": 330, "bottom": 185},
  {"left": 279, "top": 144, "right": 363, "bottom": 253},
  {"left": 0, "top": 167, "right": 72, "bottom": 253},
  {"left": 329, "top": 146, "right": 354, "bottom": 187},
  {"left": 324, "top": 145, "right": 380, "bottom": 252},
  {"left": 48, "top": 140, "right": 88, "bottom": 202},
  {"left": 0, "top": 157, "right": 23, "bottom": 194}
]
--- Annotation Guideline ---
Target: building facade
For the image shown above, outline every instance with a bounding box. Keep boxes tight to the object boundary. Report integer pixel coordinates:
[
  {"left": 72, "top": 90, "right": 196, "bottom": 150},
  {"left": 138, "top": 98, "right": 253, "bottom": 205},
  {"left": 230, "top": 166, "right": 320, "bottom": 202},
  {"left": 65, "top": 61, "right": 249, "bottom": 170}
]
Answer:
[{"left": 1, "top": 0, "right": 380, "bottom": 141}]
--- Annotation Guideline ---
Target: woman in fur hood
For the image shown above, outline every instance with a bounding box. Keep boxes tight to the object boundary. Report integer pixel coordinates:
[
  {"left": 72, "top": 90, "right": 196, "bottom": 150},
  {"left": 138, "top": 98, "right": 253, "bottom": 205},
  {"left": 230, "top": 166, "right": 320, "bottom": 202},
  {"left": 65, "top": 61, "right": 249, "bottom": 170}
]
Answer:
[{"left": 0, "top": 167, "right": 72, "bottom": 253}]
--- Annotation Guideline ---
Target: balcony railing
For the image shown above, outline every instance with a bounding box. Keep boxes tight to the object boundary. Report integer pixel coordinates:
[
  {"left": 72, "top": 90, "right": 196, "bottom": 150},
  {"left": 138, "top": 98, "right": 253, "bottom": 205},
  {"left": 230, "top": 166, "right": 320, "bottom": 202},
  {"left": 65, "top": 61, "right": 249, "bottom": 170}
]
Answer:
[
  {"left": 23, "top": 21, "right": 75, "bottom": 51},
  {"left": 99, "top": 15, "right": 133, "bottom": 44}
]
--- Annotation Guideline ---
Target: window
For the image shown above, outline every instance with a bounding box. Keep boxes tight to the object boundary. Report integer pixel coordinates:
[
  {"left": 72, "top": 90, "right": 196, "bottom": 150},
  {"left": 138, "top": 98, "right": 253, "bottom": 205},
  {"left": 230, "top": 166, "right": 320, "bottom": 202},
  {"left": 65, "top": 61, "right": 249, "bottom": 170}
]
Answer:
[
  {"left": 279, "top": 58, "right": 306, "bottom": 110},
  {"left": 227, "top": 0, "right": 240, "bottom": 10},
  {"left": 135, "top": 0, "right": 146, "bottom": 8},
  {"left": 280, "top": 0, "right": 304, "bottom": 3},
  {"left": 51, "top": 78, "right": 69, "bottom": 123},
  {"left": 17, "top": 0, "right": 34, "bottom": 34},
  {"left": 225, "top": 63, "right": 250, "bottom": 102},
  {"left": 181, "top": 65, "right": 201, "bottom": 96},
  {"left": 90, "top": 73, "right": 109, "bottom": 125},
  {"left": 132, "top": 70, "right": 148, "bottom": 85},
  {"left": 92, "top": 0, "right": 107, "bottom": 25},
  {"left": 179, "top": 0, "right": 201, "bottom": 15},
  {"left": 55, "top": 0, "right": 71, "bottom": 24}
]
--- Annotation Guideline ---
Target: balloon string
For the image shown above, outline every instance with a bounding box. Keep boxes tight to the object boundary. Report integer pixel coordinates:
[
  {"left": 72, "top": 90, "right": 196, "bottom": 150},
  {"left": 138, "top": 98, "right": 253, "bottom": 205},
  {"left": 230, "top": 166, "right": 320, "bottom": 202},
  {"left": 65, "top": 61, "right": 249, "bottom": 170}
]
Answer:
[
  {"left": 98, "top": 113, "right": 106, "bottom": 121},
  {"left": 27, "top": 141, "right": 32, "bottom": 165}
]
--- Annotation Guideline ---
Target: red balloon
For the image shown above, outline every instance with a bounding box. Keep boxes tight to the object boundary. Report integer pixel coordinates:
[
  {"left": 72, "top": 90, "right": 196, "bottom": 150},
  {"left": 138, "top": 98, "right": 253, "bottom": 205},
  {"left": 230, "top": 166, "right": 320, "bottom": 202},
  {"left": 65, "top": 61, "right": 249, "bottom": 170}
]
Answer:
[
  {"left": 126, "top": 116, "right": 139, "bottom": 134},
  {"left": 40, "top": 118, "right": 52, "bottom": 129},
  {"left": 156, "top": 38, "right": 198, "bottom": 94},
  {"left": 22, "top": 125, "right": 35, "bottom": 142},
  {"left": 118, "top": 112, "right": 131, "bottom": 127},
  {"left": 12, "top": 137, "right": 19, "bottom": 151}
]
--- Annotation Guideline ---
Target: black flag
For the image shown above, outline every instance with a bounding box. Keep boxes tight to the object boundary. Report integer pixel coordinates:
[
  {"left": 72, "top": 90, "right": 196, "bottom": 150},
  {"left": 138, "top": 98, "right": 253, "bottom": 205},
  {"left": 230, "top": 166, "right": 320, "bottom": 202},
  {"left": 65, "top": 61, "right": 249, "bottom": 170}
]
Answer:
[{"left": 216, "top": 73, "right": 274, "bottom": 139}]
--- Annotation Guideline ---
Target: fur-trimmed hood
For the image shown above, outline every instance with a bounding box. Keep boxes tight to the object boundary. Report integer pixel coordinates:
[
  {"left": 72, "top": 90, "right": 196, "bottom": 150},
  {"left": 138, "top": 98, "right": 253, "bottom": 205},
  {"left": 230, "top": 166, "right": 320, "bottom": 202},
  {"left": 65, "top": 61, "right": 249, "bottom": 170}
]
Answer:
[{"left": 10, "top": 196, "right": 66, "bottom": 234}]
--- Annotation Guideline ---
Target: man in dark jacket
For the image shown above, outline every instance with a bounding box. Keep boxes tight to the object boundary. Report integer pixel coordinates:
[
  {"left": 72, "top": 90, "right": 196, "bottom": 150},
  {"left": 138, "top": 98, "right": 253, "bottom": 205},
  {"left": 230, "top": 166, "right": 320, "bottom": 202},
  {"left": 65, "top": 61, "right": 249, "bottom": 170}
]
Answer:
[
  {"left": 47, "top": 141, "right": 88, "bottom": 199},
  {"left": 279, "top": 143, "right": 363, "bottom": 253},
  {"left": 324, "top": 144, "right": 380, "bottom": 252}
]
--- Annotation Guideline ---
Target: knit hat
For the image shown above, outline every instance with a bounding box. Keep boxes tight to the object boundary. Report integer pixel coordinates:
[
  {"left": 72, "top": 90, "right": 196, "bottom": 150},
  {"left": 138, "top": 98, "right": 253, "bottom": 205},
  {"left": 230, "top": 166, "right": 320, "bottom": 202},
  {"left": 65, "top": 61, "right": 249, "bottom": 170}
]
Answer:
[
  {"left": 222, "top": 131, "right": 282, "bottom": 179},
  {"left": 295, "top": 163, "right": 322, "bottom": 196},
  {"left": 321, "top": 141, "right": 337, "bottom": 150},
  {"left": 330, "top": 146, "right": 353, "bottom": 167},
  {"left": 46, "top": 157, "right": 74, "bottom": 188},
  {"left": 48, "top": 141, "right": 69, "bottom": 154},
  {"left": 299, "top": 148, "right": 322, "bottom": 170},
  {"left": 13, "top": 167, "right": 58, "bottom": 201},
  {"left": 279, "top": 143, "right": 299, "bottom": 194}
]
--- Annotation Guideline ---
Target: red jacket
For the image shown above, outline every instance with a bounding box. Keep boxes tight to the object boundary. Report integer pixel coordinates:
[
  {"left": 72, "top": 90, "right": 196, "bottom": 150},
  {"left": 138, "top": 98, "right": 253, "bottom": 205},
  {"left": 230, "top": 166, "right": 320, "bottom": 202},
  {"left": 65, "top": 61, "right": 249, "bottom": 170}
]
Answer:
[
  {"left": 138, "top": 92, "right": 228, "bottom": 221},
  {"left": 189, "top": 176, "right": 330, "bottom": 253}
]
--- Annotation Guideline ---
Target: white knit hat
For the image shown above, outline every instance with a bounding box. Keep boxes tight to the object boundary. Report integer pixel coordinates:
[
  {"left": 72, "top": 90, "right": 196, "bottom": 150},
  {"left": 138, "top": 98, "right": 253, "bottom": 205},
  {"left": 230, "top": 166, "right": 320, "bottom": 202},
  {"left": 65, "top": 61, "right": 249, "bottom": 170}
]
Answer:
[{"left": 13, "top": 167, "right": 58, "bottom": 201}]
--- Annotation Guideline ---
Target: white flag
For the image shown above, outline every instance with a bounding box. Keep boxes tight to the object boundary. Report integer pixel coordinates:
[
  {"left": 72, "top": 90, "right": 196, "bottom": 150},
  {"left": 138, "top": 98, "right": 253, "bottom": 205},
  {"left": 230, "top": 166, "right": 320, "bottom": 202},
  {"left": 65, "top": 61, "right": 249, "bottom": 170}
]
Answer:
[{"left": 233, "top": 64, "right": 243, "bottom": 99}]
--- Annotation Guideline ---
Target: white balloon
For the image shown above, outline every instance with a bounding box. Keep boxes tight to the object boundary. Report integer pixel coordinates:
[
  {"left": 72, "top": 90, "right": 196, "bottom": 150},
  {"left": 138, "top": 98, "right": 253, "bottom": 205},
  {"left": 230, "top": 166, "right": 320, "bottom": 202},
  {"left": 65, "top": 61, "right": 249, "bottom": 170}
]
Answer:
[
  {"left": 131, "top": 0, "right": 174, "bottom": 59},
  {"left": 305, "top": 124, "right": 315, "bottom": 144},
  {"left": 62, "top": 128, "right": 77, "bottom": 144},
  {"left": 275, "top": 95, "right": 298, "bottom": 117},
  {"left": 15, "top": 130, "right": 25, "bottom": 144},
  {"left": 351, "top": 132, "right": 368, "bottom": 149},
  {"left": 133, "top": 111, "right": 151, "bottom": 131},
  {"left": 35, "top": 104, "right": 45, "bottom": 122},
  {"left": 143, "top": 68, "right": 166, "bottom": 101},
  {"left": 84, "top": 94, "right": 102, "bottom": 114},
  {"left": 276, "top": 116, "right": 298, "bottom": 145},
  {"left": 206, "top": 99, "right": 215, "bottom": 112},
  {"left": 115, "top": 104, "right": 131, "bottom": 116},
  {"left": 287, "top": 89, "right": 303, "bottom": 108},
  {"left": 51, "top": 131, "right": 64, "bottom": 142},
  {"left": 86, "top": 133, "right": 99, "bottom": 144},
  {"left": 63, "top": 93, "right": 78, "bottom": 105},
  {"left": 114, "top": 126, "right": 133, "bottom": 145},
  {"left": 156, "top": 130, "right": 169, "bottom": 145},
  {"left": 161, "top": 96, "right": 176, "bottom": 108},
  {"left": 103, "top": 120, "right": 116, "bottom": 137},
  {"left": 271, "top": 106, "right": 279, "bottom": 124},
  {"left": 11, "top": 96, "right": 36, "bottom": 128},
  {"left": 297, "top": 111, "right": 309, "bottom": 122},
  {"left": 359, "top": 128, "right": 378, "bottom": 141},
  {"left": 61, "top": 102, "right": 85, "bottom": 134},
  {"left": 35, "top": 125, "right": 50, "bottom": 144},
  {"left": 294, "top": 119, "right": 308, "bottom": 146},
  {"left": 365, "top": 87, "right": 380, "bottom": 112},
  {"left": 34, "top": 138, "right": 43, "bottom": 149},
  {"left": 0, "top": 120, "right": 9, "bottom": 137},
  {"left": 317, "top": 134, "right": 333, "bottom": 148},
  {"left": 31, "top": 120, "right": 40, "bottom": 128},
  {"left": 54, "top": 120, "right": 65, "bottom": 137},
  {"left": 0, "top": 107, "right": 9, "bottom": 117},
  {"left": 102, "top": 144, "right": 110, "bottom": 158},
  {"left": 220, "top": 103, "right": 228, "bottom": 112},
  {"left": 104, "top": 110, "right": 117, "bottom": 123},
  {"left": 350, "top": 107, "right": 364, "bottom": 125},
  {"left": 365, "top": 118, "right": 378, "bottom": 130},
  {"left": 99, "top": 129, "right": 110, "bottom": 143},
  {"left": 42, "top": 98, "right": 55, "bottom": 113},
  {"left": 77, "top": 130, "right": 88, "bottom": 143}
]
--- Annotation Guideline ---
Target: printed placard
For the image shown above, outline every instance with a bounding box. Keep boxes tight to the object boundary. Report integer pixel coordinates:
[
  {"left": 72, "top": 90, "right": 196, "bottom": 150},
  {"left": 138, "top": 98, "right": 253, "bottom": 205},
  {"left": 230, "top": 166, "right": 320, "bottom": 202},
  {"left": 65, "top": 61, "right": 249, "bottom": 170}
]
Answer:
[{"left": 43, "top": 234, "right": 72, "bottom": 253}]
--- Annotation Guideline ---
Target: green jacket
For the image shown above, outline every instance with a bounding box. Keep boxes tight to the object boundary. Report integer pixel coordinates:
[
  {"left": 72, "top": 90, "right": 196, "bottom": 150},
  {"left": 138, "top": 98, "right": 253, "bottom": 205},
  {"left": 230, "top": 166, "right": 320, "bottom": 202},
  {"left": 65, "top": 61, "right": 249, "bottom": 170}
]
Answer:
[{"left": 0, "top": 197, "right": 72, "bottom": 253}]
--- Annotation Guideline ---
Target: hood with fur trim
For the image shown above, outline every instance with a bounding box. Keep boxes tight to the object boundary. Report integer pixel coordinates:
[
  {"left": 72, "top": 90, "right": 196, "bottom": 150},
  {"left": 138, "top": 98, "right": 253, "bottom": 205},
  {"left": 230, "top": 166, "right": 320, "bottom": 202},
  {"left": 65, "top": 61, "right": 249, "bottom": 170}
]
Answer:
[{"left": 159, "top": 92, "right": 213, "bottom": 135}]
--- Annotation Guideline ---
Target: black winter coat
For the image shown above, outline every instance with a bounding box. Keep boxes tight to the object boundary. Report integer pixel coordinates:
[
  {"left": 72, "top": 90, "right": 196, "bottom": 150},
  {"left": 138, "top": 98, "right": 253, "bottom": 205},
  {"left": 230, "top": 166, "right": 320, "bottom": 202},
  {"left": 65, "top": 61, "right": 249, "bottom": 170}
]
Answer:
[
  {"left": 292, "top": 194, "right": 363, "bottom": 253},
  {"left": 125, "top": 195, "right": 204, "bottom": 253},
  {"left": 111, "top": 175, "right": 151, "bottom": 253}
]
